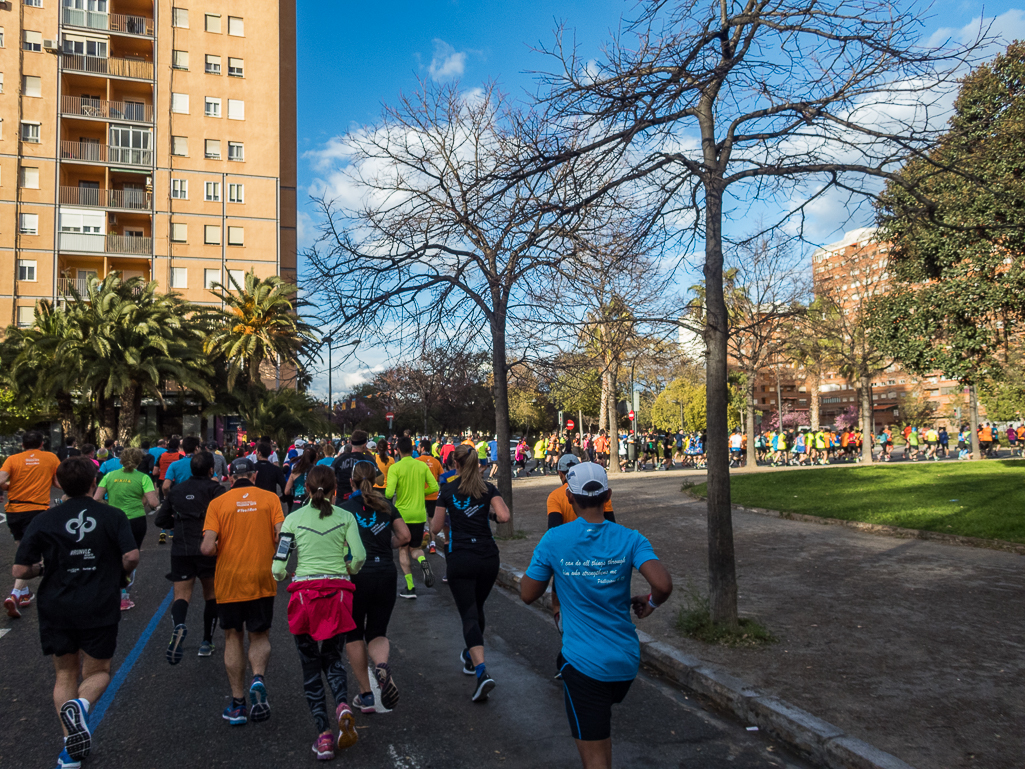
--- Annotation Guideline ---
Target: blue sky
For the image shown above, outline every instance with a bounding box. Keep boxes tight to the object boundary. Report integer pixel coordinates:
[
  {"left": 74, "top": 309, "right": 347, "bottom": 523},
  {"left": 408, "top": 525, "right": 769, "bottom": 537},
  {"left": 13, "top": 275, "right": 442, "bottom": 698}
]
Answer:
[{"left": 294, "top": 1, "right": 1025, "bottom": 400}]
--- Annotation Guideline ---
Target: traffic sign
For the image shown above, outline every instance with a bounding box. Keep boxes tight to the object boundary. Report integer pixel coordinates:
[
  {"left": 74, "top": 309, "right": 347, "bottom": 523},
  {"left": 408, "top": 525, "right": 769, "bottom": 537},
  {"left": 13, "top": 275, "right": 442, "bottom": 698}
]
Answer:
[
  {"left": 566, "top": 419, "right": 575, "bottom": 430},
  {"left": 628, "top": 410, "right": 635, "bottom": 420},
  {"left": 385, "top": 411, "right": 394, "bottom": 420}
]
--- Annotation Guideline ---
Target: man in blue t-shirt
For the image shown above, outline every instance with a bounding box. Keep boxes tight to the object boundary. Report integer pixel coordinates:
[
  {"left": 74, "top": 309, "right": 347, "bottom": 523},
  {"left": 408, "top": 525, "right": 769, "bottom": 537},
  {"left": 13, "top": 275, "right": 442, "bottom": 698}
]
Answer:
[
  {"left": 162, "top": 436, "right": 202, "bottom": 494},
  {"left": 521, "top": 462, "right": 672, "bottom": 769}
]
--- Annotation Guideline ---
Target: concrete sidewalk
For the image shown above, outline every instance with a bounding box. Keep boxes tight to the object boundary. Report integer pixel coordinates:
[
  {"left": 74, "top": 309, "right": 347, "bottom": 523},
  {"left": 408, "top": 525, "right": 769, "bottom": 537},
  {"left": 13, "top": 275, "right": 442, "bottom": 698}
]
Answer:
[{"left": 498, "top": 470, "right": 1024, "bottom": 769}]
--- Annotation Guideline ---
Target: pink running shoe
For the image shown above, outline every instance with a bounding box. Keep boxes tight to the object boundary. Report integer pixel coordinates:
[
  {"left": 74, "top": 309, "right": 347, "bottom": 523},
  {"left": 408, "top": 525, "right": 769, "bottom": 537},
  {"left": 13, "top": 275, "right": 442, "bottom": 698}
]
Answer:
[
  {"left": 120, "top": 594, "right": 135, "bottom": 611},
  {"left": 312, "top": 732, "right": 335, "bottom": 761},
  {"left": 18, "top": 590, "right": 33, "bottom": 607},
  {"left": 4, "top": 594, "right": 20, "bottom": 619},
  {"left": 335, "top": 702, "right": 358, "bottom": 750}
]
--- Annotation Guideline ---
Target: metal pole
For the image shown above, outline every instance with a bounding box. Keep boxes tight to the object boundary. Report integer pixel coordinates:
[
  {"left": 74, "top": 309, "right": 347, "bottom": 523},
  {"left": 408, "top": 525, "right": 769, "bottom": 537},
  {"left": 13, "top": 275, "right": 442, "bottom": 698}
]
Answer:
[{"left": 327, "top": 340, "right": 332, "bottom": 439}]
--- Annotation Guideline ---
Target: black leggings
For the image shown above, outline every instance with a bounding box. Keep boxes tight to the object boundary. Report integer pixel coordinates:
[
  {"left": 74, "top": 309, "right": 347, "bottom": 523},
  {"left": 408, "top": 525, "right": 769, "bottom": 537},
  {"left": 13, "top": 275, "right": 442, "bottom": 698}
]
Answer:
[
  {"left": 345, "top": 568, "right": 397, "bottom": 644},
  {"left": 446, "top": 550, "right": 500, "bottom": 649},
  {"left": 129, "top": 516, "right": 147, "bottom": 549},
  {"left": 294, "top": 634, "right": 347, "bottom": 733}
]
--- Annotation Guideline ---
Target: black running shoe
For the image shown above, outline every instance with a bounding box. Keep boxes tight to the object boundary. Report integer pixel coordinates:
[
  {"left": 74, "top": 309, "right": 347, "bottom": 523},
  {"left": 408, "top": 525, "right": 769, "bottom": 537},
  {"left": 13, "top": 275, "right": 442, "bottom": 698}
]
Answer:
[
  {"left": 471, "top": 672, "right": 495, "bottom": 702},
  {"left": 399, "top": 586, "right": 416, "bottom": 600},
  {"left": 167, "top": 624, "right": 187, "bottom": 665},
  {"left": 374, "top": 663, "right": 399, "bottom": 710},
  {"left": 59, "top": 699, "right": 91, "bottom": 760},
  {"left": 419, "top": 558, "right": 435, "bottom": 588},
  {"left": 460, "top": 649, "right": 475, "bottom": 675}
]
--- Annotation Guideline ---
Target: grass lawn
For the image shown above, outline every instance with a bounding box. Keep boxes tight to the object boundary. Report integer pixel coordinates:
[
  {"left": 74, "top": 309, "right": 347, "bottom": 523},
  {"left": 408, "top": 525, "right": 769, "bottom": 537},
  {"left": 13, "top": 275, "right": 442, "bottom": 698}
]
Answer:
[{"left": 691, "top": 460, "right": 1025, "bottom": 544}]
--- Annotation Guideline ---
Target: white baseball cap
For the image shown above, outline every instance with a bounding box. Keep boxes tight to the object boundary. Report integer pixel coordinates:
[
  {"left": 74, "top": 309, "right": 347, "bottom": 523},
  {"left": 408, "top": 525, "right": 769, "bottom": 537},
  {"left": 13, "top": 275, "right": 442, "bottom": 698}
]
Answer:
[
  {"left": 565, "top": 462, "right": 609, "bottom": 497},
  {"left": 366, "top": 440, "right": 377, "bottom": 450}
]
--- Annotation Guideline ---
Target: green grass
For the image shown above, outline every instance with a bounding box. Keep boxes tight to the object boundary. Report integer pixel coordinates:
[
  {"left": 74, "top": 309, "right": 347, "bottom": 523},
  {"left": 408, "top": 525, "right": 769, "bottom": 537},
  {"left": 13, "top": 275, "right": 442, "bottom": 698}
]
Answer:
[
  {"left": 692, "top": 460, "right": 1025, "bottom": 544},
  {"left": 674, "top": 582, "right": 777, "bottom": 647}
]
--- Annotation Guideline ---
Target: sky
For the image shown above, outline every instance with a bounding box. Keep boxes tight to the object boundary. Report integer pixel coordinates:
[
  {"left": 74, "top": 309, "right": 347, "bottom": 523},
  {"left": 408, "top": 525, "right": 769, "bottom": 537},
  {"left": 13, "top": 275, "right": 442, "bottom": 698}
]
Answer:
[{"left": 293, "top": 0, "right": 1025, "bottom": 401}]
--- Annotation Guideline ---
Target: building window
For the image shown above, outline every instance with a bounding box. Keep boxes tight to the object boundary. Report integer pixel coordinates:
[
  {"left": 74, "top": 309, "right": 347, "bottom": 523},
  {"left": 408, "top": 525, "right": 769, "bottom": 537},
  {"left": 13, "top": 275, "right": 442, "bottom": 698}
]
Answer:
[
  {"left": 0, "top": 73, "right": 4, "bottom": 93},
  {"left": 21, "top": 122, "right": 40, "bottom": 143},
  {"left": 172, "top": 136, "right": 188, "bottom": 156},
  {"left": 22, "top": 75, "right": 41, "bottom": 97},
  {"left": 228, "top": 183, "right": 244, "bottom": 203},
  {"left": 227, "top": 226, "right": 243, "bottom": 246},
  {"left": 23, "top": 31, "right": 42, "bottom": 52},
  {"left": 205, "top": 139, "right": 221, "bottom": 159},
  {"left": 228, "top": 269, "right": 245, "bottom": 286},
  {"left": 25, "top": 0, "right": 43, "bottom": 7},
  {"left": 228, "top": 142, "right": 243, "bottom": 161},
  {"left": 227, "top": 99, "right": 244, "bottom": 120},
  {"left": 204, "top": 225, "right": 221, "bottom": 244},
  {"left": 228, "top": 57, "right": 243, "bottom": 77},
  {"left": 203, "top": 269, "right": 219, "bottom": 289},
  {"left": 0, "top": 28, "right": 4, "bottom": 47},
  {"left": 205, "top": 54, "right": 221, "bottom": 74},
  {"left": 171, "top": 178, "right": 188, "bottom": 199},
  {"left": 172, "top": 7, "right": 188, "bottom": 27},
  {"left": 19, "top": 166, "right": 39, "bottom": 188},
  {"left": 17, "top": 306, "right": 34, "bottom": 328},
  {"left": 170, "top": 222, "right": 187, "bottom": 242},
  {"left": 19, "top": 213, "right": 39, "bottom": 234},
  {"left": 172, "top": 50, "right": 189, "bottom": 70},
  {"left": 171, "top": 93, "right": 189, "bottom": 114},
  {"left": 227, "top": 16, "right": 243, "bottom": 36},
  {"left": 204, "top": 13, "right": 220, "bottom": 33},
  {"left": 204, "top": 181, "right": 220, "bottom": 201},
  {"left": 170, "top": 267, "right": 187, "bottom": 288},
  {"left": 17, "top": 259, "right": 36, "bottom": 281},
  {"left": 204, "top": 97, "right": 221, "bottom": 117}
]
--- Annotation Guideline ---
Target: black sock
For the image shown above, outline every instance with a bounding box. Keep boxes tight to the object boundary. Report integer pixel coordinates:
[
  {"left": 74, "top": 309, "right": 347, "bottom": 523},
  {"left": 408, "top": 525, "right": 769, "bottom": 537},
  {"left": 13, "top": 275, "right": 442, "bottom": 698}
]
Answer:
[
  {"left": 203, "top": 599, "right": 218, "bottom": 642},
  {"left": 232, "top": 696, "right": 245, "bottom": 707},
  {"left": 171, "top": 599, "right": 188, "bottom": 627}
]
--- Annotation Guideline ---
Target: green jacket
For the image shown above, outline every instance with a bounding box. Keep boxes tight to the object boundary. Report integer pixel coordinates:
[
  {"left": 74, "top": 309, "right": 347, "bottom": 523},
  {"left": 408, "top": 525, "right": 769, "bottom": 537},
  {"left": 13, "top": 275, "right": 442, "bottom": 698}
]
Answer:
[{"left": 385, "top": 455, "right": 439, "bottom": 523}]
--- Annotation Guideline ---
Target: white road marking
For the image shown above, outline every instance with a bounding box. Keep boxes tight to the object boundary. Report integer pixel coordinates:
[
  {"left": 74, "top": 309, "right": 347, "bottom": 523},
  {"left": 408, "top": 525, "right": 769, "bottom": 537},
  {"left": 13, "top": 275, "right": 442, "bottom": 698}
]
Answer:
[
  {"left": 0, "top": 513, "right": 6, "bottom": 525},
  {"left": 0, "top": 628, "right": 11, "bottom": 640},
  {"left": 387, "top": 744, "right": 419, "bottom": 768}
]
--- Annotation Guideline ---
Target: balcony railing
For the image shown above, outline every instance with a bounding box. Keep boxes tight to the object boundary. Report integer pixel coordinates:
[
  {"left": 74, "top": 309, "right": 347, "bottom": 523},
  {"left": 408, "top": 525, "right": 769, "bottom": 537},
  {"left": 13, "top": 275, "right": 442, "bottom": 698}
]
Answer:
[
  {"left": 61, "top": 8, "right": 154, "bottom": 36},
  {"left": 58, "top": 277, "right": 94, "bottom": 296},
  {"left": 59, "top": 186, "right": 152, "bottom": 210},
  {"left": 59, "top": 232, "right": 152, "bottom": 255},
  {"left": 61, "top": 141, "right": 153, "bottom": 167},
  {"left": 61, "top": 95, "right": 152, "bottom": 123},
  {"left": 61, "top": 54, "right": 154, "bottom": 81}
]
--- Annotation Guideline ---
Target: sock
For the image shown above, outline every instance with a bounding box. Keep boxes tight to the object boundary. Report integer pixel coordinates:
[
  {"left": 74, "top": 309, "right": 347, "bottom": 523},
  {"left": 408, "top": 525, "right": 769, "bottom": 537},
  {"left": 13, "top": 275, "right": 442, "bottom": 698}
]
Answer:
[
  {"left": 404, "top": 573, "right": 414, "bottom": 590},
  {"left": 203, "top": 599, "right": 218, "bottom": 643},
  {"left": 13, "top": 586, "right": 29, "bottom": 597},
  {"left": 416, "top": 554, "right": 426, "bottom": 564},
  {"left": 232, "top": 696, "right": 246, "bottom": 707},
  {"left": 475, "top": 663, "right": 486, "bottom": 679},
  {"left": 171, "top": 599, "right": 188, "bottom": 627},
  {"left": 252, "top": 673, "right": 264, "bottom": 684},
  {"left": 79, "top": 698, "right": 91, "bottom": 713}
]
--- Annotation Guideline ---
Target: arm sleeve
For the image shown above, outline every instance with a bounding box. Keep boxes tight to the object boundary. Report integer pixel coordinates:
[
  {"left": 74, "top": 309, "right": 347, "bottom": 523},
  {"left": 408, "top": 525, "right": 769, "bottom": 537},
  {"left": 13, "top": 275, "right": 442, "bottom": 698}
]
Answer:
[
  {"left": 524, "top": 534, "right": 554, "bottom": 582},
  {"left": 384, "top": 465, "right": 397, "bottom": 500},
  {"left": 345, "top": 514, "right": 367, "bottom": 574},
  {"left": 425, "top": 466, "right": 439, "bottom": 496},
  {"left": 98, "top": 475, "right": 110, "bottom": 489},
  {"left": 141, "top": 474, "right": 155, "bottom": 493},
  {"left": 153, "top": 494, "right": 174, "bottom": 529},
  {"left": 547, "top": 512, "right": 563, "bottom": 530}
]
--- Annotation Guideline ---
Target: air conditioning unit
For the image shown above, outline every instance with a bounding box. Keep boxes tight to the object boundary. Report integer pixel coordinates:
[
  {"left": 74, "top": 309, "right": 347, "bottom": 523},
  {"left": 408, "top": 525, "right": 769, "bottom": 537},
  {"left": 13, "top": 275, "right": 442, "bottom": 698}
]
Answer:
[{"left": 43, "top": 39, "right": 59, "bottom": 52}]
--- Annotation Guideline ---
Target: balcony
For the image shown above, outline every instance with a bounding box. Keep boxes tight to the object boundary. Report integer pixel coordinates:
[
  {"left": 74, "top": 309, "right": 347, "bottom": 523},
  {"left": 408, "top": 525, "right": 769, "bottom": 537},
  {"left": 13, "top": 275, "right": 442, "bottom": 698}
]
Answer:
[
  {"left": 61, "top": 54, "right": 153, "bottom": 81},
  {"left": 61, "top": 141, "right": 153, "bottom": 167},
  {"left": 62, "top": 9, "right": 154, "bottom": 36},
  {"left": 61, "top": 96, "right": 152, "bottom": 123},
  {"left": 59, "top": 232, "right": 152, "bottom": 256},
  {"left": 57, "top": 277, "right": 94, "bottom": 296},
  {"left": 59, "top": 186, "right": 151, "bottom": 211}
]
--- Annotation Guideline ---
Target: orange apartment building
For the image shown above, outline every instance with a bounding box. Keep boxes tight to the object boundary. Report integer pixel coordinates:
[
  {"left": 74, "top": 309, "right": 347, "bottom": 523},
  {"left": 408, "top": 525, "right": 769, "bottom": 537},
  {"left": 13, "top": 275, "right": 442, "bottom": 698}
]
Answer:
[{"left": 0, "top": 0, "right": 297, "bottom": 327}]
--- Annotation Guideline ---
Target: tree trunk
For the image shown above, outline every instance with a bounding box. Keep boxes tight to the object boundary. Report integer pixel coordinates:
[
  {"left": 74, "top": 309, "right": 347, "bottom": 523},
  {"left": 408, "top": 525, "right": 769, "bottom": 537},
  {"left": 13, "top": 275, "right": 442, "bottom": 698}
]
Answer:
[
  {"left": 98, "top": 394, "right": 117, "bottom": 445},
  {"left": 859, "top": 375, "right": 874, "bottom": 464},
  {"left": 599, "top": 370, "right": 609, "bottom": 433},
  {"left": 606, "top": 366, "right": 620, "bottom": 474},
  {"left": 490, "top": 309, "right": 514, "bottom": 537},
  {"left": 117, "top": 383, "right": 143, "bottom": 444},
  {"left": 968, "top": 384, "right": 982, "bottom": 460},
  {"left": 745, "top": 374, "right": 757, "bottom": 469},
  {"left": 809, "top": 372, "right": 820, "bottom": 430},
  {"left": 703, "top": 183, "right": 738, "bottom": 629},
  {"left": 57, "top": 393, "right": 79, "bottom": 442}
]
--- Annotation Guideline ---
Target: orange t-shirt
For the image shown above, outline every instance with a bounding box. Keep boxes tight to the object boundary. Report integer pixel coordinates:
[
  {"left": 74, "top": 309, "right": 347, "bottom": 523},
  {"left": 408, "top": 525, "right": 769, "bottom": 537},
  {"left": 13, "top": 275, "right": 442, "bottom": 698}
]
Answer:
[
  {"left": 979, "top": 426, "right": 993, "bottom": 442},
  {"left": 1, "top": 449, "right": 59, "bottom": 513},
  {"left": 1017, "top": 426, "right": 1025, "bottom": 440},
  {"left": 546, "top": 482, "right": 613, "bottom": 525},
  {"left": 203, "top": 482, "right": 285, "bottom": 603},
  {"left": 417, "top": 455, "right": 443, "bottom": 501},
  {"left": 594, "top": 435, "right": 609, "bottom": 453},
  {"left": 158, "top": 451, "right": 182, "bottom": 481}
]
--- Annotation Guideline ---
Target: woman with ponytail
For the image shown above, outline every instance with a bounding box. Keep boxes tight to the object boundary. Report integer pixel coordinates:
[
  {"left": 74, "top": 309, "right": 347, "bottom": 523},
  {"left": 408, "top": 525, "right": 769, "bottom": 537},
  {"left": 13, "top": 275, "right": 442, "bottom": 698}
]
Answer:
[
  {"left": 341, "top": 461, "right": 410, "bottom": 714},
  {"left": 431, "top": 444, "right": 510, "bottom": 703},
  {"left": 272, "top": 465, "right": 366, "bottom": 761}
]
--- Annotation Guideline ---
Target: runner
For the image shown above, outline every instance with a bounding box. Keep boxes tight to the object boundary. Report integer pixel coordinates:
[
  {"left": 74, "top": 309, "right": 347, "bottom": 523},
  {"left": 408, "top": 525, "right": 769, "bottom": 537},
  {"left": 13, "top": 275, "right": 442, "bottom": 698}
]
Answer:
[
  {"left": 520, "top": 462, "right": 673, "bottom": 769},
  {"left": 331, "top": 430, "right": 376, "bottom": 504},
  {"left": 13, "top": 456, "right": 140, "bottom": 769},
  {"left": 385, "top": 436, "right": 439, "bottom": 599},
  {"left": 416, "top": 439, "right": 443, "bottom": 553},
  {"left": 284, "top": 445, "right": 317, "bottom": 512},
  {"left": 273, "top": 466, "right": 366, "bottom": 760},
  {"left": 200, "top": 458, "right": 284, "bottom": 725},
  {"left": 253, "top": 442, "right": 289, "bottom": 499},
  {"left": 342, "top": 462, "right": 411, "bottom": 716},
  {"left": 430, "top": 445, "right": 510, "bottom": 702},
  {"left": 2, "top": 430, "right": 60, "bottom": 617},
  {"left": 594, "top": 431, "right": 609, "bottom": 469},
  {"left": 515, "top": 438, "right": 529, "bottom": 477},
  {"left": 93, "top": 447, "right": 158, "bottom": 611},
  {"left": 162, "top": 436, "right": 201, "bottom": 495},
  {"left": 154, "top": 451, "right": 226, "bottom": 662},
  {"left": 532, "top": 435, "right": 548, "bottom": 476},
  {"left": 374, "top": 440, "right": 395, "bottom": 488}
]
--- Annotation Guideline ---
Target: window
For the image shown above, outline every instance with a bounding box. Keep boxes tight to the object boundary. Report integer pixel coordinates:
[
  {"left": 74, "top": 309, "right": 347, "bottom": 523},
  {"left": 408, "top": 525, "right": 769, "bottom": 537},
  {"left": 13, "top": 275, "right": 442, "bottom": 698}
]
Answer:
[
  {"left": 171, "top": 93, "right": 189, "bottom": 114},
  {"left": 17, "top": 259, "right": 37, "bottom": 281},
  {"left": 227, "top": 226, "right": 244, "bottom": 246},
  {"left": 0, "top": 73, "right": 4, "bottom": 93},
  {"left": 172, "top": 7, "right": 188, "bottom": 27},
  {"left": 19, "top": 167, "right": 39, "bottom": 188},
  {"left": 227, "top": 99, "right": 244, "bottom": 120},
  {"left": 0, "top": 28, "right": 4, "bottom": 48},
  {"left": 21, "top": 122, "right": 40, "bottom": 142},
  {"left": 25, "top": 0, "right": 43, "bottom": 7},
  {"left": 23, "top": 31, "right": 42, "bottom": 52},
  {"left": 228, "top": 183, "right": 244, "bottom": 203},
  {"left": 170, "top": 267, "right": 187, "bottom": 288},
  {"left": 204, "top": 97, "right": 221, "bottom": 117},
  {"left": 227, "top": 16, "right": 243, "bottom": 36},
  {"left": 22, "top": 75, "right": 41, "bottom": 97},
  {"left": 171, "top": 178, "right": 188, "bottom": 199},
  {"left": 204, "top": 225, "right": 221, "bottom": 244},
  {"left": 228, "top": 269, "right": 245, "bottom": 286},
  {"left": 205, "top": 54, "right": 221, "bottom": 74},
  {"left": 204, "top": 139, "right": 221, "bottom": 159},
  {"left": 172, "top": 50, "right": 189, "bottom": 70},
  {"left": 204, "top": 181, "right": 220, "bottom": 201},
  {"left": 170, "top": 222, "right": 187, "bottom": 242},
  {"left": 228, "top": 57, "right": 243, "bottom": 77},
  {"left": 228, "top": 142, "right": 243, "bottom": 161},
  {"left": 204, "top": 13, "right": 220, "bottom": 32},
  {"left": 17, "top": 306, "right": 34, "bottom": 328},
  {"left": 204, "top": 269, "right": 219, "bottom": 289},
  {"left": 170, "top": 137, "right": 189, "bottom": 158},
  {"left": 19, "top": 213, "right": 39, "bottom": 234}
]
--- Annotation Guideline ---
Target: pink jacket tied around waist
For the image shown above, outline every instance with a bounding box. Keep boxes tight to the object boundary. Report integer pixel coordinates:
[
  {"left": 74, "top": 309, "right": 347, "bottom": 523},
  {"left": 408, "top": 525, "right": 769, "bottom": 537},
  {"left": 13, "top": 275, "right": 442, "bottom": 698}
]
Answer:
[{"left": 286, "top": 578, "right": 356, "bottom": 640}]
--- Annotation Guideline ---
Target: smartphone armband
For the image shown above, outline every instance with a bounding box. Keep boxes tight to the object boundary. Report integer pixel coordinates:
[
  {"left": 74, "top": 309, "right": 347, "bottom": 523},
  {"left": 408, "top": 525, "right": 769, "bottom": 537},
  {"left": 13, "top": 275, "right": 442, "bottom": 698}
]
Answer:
[{"left": 274, "top": 532, "right": 294, "bottom": 562}]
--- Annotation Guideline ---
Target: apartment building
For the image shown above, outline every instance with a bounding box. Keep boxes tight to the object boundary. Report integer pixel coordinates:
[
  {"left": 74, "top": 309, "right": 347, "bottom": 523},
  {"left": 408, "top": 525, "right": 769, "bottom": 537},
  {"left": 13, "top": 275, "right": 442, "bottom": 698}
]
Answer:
[{"left": 0, "top": 0, "right": 297, "bottom": 327}]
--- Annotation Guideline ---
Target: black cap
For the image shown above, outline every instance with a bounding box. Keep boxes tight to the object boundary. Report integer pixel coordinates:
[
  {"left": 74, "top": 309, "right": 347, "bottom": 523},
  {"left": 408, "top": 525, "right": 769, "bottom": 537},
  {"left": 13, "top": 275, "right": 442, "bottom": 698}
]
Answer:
[{"left": 231, "top": 457, "right": 255, "bottom": 474}]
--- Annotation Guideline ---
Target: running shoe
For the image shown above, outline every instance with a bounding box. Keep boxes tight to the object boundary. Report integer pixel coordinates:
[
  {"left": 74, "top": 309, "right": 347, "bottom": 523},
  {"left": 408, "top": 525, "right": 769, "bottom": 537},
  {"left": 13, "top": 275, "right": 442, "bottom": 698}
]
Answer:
[
  {"left": 312, "top": 732, "right": 335, "bottom": 761},
  {"left": 57, "top": 748, "right": 82, "bottom": 769},
  {"left": 222, "top": 701, "right": 247, "bottom": 725},
  {"left": 167, "top": 623, "right": 187, "bottom": 665},
  {"left": 399, "top": 586, "right": 416, "bottom": 600},
  {"left": 442, "top": 575, "right": 448, "bottom": 584},
  {"left": 352, "top": 692, "right": 377, "bottom": 714},
  {"left": 471, "top": 671, "right": 496, "bottom": 702},
  {"left": 158, "top": 531, "right": 167, "bottom": 545},
  {"left": 374, "top": 662, "right": 399, "bottom": 710},
  {"left": 18, "top": 590, "right": 33, "bottom": 607},
  {"left": 335, "top": 702, "right": 358, "bottom": 750},
  {"left": 198, "top": 640, "right": 215, "bottom": 657},
  {"left": 428, "top": 541, "right": 437, "bottom": 554},
  {"left": 4, "top": 594, "right": 21, "bottom": 619},
  {"left": 59, "top": 699, "right": 91, "bottom": 760},
  {"left": 120, "top": 594, "right": 135, "bottom": 611},
  {"left": 460, "top": 649, "right": 475, "bottom": 675},
  {"left": 419, "top": 558, "right": 435, "bottom": 588},
  {"left": 249, "top": 677, "right": 270, "bottom": 722}
]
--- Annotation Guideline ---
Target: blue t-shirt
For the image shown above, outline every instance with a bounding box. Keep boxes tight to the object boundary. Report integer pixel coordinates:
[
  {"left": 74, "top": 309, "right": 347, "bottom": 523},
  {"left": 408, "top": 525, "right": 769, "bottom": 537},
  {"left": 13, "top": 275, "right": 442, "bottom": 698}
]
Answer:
[
  {"left": 439, "top": 469, "right": 457, "bottom": 486},
  {"left": 165, "top": 455, "right": 194, "bottom": 485},
  {"left": 316, "top": 457, "right": 335, "bottom": 467},
  {"left": 526, "top": 518, "right": 657, "bottom": 682},
  {"left": 488, "top": 440, "right": 498, "bottom": 461},
  {"left": 98, "top": 457, "right": 122, "bottom": 475}
]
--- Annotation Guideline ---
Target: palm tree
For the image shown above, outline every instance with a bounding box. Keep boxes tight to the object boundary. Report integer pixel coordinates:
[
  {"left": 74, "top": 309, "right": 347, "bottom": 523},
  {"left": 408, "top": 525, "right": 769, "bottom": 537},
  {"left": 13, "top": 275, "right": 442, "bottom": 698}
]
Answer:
[
  {"left": 204, "top": 271, "right": 317, "bottom": 389},
  {"left": 232, "top": 385, "right": 330, "bottom": 447}
]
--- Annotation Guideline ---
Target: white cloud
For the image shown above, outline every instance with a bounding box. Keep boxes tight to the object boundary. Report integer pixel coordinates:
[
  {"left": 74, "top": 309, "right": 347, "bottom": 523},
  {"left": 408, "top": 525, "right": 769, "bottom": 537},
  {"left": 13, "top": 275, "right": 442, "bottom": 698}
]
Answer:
[
  {"left": 927, "top": 9, "right": 1025, "bottom": 50},
  {"left": 428, "top": 39, "right": 467, "bottom": 81}
]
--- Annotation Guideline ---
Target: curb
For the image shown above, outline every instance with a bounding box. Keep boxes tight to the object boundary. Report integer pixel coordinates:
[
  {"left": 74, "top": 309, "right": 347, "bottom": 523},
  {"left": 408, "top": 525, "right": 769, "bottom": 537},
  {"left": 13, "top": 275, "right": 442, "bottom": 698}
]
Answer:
[{"left": 496, "top": 563, "right": 915, "bottom": 769}]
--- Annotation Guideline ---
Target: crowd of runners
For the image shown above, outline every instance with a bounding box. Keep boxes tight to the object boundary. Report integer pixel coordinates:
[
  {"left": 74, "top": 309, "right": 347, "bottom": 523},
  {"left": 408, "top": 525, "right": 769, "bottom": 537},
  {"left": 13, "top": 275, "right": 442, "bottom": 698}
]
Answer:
[{"left": 2, "top": 428, "right": 672, "bottom": 769}]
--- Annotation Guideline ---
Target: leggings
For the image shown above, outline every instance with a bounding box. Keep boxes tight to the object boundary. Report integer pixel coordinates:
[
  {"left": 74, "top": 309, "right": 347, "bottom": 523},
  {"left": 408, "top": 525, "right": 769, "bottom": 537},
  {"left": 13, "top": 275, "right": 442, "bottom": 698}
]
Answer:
[
  {"left": 294, "top": 634, "right": 348, "bottom": 733},
  {"left": 129, "top": 515, "right": 147, "bottom": 549},
  {"left": 446, "top": 550, "right": 500, "bottom": 649}
]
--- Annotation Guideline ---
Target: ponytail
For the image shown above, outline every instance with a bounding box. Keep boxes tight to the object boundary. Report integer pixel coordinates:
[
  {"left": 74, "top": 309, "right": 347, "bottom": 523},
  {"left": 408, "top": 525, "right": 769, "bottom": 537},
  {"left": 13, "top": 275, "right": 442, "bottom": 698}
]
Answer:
[
  {"left": 454, "top": 444, "right": 487, "bottom": 498},
  {"left": 306, "top": 466, "right": 336, "bottom": 519},
  {"left": 351, "top": 461, "right": 390, "bottom": 515}
]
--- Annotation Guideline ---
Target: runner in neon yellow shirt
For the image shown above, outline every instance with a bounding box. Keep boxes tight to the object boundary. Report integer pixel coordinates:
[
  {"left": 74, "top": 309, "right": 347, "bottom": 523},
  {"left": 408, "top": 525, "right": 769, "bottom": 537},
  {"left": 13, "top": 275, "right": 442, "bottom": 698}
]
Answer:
[{"left": 385, "top": 436, "right": 439, "bottom": 599}]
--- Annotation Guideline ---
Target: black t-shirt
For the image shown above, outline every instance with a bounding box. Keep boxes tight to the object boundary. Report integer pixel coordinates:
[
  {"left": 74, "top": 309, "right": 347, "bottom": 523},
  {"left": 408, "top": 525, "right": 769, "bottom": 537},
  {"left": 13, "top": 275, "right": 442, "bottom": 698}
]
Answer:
[
  {"left": 341, "top": 494, "right": 403, "bottom": 572},
  {"left": 332, "top": 451, "right": 377, "bottom": 498},
  {"left": 253, "top": 460, "right": 288, "bottom": 496},
  {"left": 15, "top": 497, "right": 136, "bottom": 630},
  {"left": 153, "top": 476, "right": 226, "bottom": 556},
  {"left": 436, "top": 480, "right": 500, "bottom": 556}
]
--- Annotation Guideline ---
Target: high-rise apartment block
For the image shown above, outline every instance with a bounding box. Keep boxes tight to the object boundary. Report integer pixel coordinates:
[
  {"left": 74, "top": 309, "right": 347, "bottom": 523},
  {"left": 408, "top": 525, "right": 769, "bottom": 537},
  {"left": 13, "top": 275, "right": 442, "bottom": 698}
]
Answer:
[{"left": 0, "top": 0, "right": 297, "bottom": 327}]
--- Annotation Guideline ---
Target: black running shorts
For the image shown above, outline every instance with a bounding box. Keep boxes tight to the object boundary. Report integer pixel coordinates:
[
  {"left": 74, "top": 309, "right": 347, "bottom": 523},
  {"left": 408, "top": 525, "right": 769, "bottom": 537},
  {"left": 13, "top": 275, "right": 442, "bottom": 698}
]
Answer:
[
  {"left": 7, "top": 509, "right": 45, "bottom": 542},
  {"left": 345, "top": 567, "right": 398, "bottom": 644},
  {"left": 405, "top": 522, "right": 426, "bottom": 549},
  {"left": 218, "top": 596, "right": 274, "bottom": 633},
  {"left": 166, "top": 554, "right": 217, "bottom": 583},
  {"left": 559, "top": 655, "right": 633, "bottom": 741},
  {"left": 42, "top": 624, "right": 118, "bottom": 659}
]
